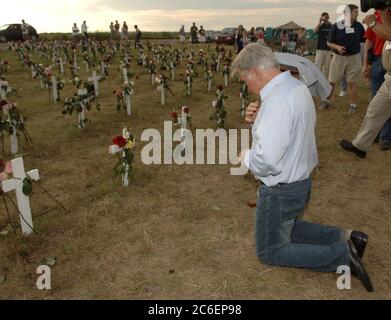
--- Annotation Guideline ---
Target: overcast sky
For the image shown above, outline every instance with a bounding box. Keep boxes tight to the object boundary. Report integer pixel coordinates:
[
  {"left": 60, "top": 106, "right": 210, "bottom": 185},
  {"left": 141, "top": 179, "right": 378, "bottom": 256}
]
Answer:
[{"left": 3, "top": 0, "right": 363, "bottom": 32}]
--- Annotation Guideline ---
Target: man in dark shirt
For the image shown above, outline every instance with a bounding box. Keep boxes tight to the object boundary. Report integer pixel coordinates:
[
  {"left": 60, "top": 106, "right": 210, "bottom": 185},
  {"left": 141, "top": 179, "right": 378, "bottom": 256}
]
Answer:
[
  {"left": 315, "top": 13, "right": 332, "bottom": 78},
  {"left": 326, "top": 4, "right": 365, "bottom": 114}
]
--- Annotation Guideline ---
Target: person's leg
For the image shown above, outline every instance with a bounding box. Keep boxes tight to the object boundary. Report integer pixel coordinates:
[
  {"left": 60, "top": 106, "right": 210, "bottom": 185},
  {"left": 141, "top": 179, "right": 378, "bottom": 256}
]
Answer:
[
  {"left": 291, "top": 220, "right": 347, "bottom": 245},
  {"left": 314, "top": 50, "right": 324, "bottom": 70},
  {"left": 352, "top": 78, "right": 391, "bottom": 151},
  {"left": 255, "top": 180, "right": 350, "bottom": 273},
  {"left": 347, "top": 82, "right": 357, "bottom": 106},
  {"left": 323, "top": 51, "right": 331, "bottom": 79},
  {"left": 380, "top": 117, "right": 391, "bottom": 146}
]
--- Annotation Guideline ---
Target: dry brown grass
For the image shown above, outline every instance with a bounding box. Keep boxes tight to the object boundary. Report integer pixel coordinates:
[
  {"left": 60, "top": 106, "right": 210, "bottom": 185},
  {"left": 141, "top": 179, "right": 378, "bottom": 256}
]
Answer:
[{"left": 0, "top": 41, "right": 390, "bottom": 300}]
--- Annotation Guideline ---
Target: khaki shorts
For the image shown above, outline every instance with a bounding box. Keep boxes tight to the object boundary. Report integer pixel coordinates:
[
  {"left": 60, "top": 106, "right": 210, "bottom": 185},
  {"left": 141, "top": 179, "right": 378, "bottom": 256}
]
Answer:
[{"left": 328, "top": 53, "right": 362, "bottom": 84}]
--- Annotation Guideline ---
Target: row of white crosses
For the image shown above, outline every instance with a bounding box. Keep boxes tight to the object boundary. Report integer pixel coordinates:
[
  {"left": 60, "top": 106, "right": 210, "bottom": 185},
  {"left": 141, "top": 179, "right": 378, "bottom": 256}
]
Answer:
[{"left": 0, "top": 157, "right": 40, "bottom": 236}]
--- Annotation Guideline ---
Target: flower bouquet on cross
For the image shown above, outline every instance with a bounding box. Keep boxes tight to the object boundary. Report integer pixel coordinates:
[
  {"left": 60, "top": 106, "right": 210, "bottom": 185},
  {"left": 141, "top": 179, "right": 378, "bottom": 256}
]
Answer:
[
  {"left": 113, "top": 80, "right": 135, "bottom": 112},
  {"left": 156, "top": 73, "right": 175, "bottom": 101},
  {"left": 109, "top": 127, "right": 136, "bottom": 187},
  {"left": 211, "top": 85, "right": 227, "bottom": 129},
  {"left": 239, "top": 81, "right": 250, "bottom": 118},
  {"left": 62, "top": 82, "right": 101, "bottom": 129},
  {"left": 0, "top": 100, "right": 33, "bottom": 154}
]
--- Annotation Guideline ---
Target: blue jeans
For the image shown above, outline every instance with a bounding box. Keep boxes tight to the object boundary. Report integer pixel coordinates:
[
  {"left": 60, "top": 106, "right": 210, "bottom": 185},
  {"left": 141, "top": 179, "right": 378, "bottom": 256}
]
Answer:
[
  {"left": 255, "top": 178, "right": 350, "bottom": 273},
  {"left": 371, "top": 57, "right": 391, "bottom": 142}
]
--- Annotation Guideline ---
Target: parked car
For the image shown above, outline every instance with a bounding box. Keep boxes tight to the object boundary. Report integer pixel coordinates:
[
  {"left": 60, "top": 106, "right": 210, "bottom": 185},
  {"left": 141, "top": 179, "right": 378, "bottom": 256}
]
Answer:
[
  {"left": 0, "top": 24, "right": 38, "bottom": 43},
  {"left": 205, "top": 30, "right": 218, "bottom": 43},
  {"left": 215, "top": 27, "right": 236, "bottom": 45}
]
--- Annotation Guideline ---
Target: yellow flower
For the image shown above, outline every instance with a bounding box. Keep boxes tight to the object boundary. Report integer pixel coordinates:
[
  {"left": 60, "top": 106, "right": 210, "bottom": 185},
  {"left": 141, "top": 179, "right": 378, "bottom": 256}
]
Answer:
[{"left": 125, "top": 140, "right": 134, "bottom": 149}]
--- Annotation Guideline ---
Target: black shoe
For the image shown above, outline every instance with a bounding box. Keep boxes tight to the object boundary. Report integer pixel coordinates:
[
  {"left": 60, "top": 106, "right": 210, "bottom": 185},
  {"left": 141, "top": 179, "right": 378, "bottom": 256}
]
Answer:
[
  {"left": 340, "top": 140, "right": 367, "bottom": 159},
  {"left": 350, "top": 231, "right": 368, "bottom": 259},
  {"left": 349, "top": 240, "right": 374, "bottom": 292},
  {"left": 380, "top": 140, "right": 391, "bottom": 151}
]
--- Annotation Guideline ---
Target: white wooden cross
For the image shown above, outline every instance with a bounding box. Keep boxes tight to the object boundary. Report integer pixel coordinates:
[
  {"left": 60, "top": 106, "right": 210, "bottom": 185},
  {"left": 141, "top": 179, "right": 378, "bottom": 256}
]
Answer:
[
  {"left": 58, "top": 58, "right": 65, "bottom": 75},
  {"left": 0, "top": 157, "right": 40, "bottom": 235},
  {"left": 52, "top": 76, "right": 58, "bottom": 104},
  {"left": 88, "top": 71, "right": 101, "bottom": 97},
  {"left": 31, "top": 65, "right": 35, "bottom": 79},
  {"left": 187, "top": 76, "right": 191, "bottom": 96},
  {"left": 224, "top": 72, "right": 229, "bottom": 87},
  {"left": 83, "top": 61, "right": 90, "bottom": 73},
  {"left": 39, "top": 75, "right": 45, "bottom": 90},
  {"left": 77, "top": 88, "right": 87, "bottom": 129},
  {"left": 208, "top": 72, "right": 213, "bottom": 92},
  {"left": 73, "top": 51, "right": 78, "bottom": 70},
  {"left": 2, "top": 107, "right": 18, "bottom": 155},
  {"left": 151, "top": 72, "right": 156, "bottom": 85},
  {"left": 100, "top": 61, "right": 106, "bottom": 77},
  {"left": 170, "top": 62, "right": 175, "bottom": 81},
  {"left": 178, "top": 106, "right": 190, "bottom": 153},
  {"left": 122, "top": 67, "right": 129, "bottom": 83},
  {"left": 157, "top": 80, "right": 166, "bottom": 106},
  {"left": 124, "top": 87, "right": 133, "bottom": 116}
]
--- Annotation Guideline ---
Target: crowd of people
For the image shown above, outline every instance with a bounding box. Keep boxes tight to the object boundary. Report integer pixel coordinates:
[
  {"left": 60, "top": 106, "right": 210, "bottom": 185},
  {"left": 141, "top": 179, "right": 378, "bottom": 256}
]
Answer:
[
  {"left": 179, "top": 23, "right": 267, "bottom": 53},
  {"left": 312, "top": 4, "right": 390, "bottom": 151},
  {"left": 232, "top": 3, "right": 391, "bottom": 293},
  {"left": 71, "top": 21, "right": 142, "bottom": 48}
]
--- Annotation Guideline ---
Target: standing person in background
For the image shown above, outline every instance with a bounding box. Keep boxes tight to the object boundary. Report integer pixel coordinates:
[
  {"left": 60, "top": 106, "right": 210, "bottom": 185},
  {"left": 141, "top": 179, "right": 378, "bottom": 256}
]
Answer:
[
  {"left": 114, "top": 20, "right": 120, "bottom": 40},
  {"left": 21, "top": 19, "right": 29, "bottom": 41},
  {"left": 72, "top": 23, "right": 80, "bottom": 40},
  {"left": 249, "top": 27, "right": 257, "bottom": 43},
  {"left": 134, "top": 25, "right": 142, "bottom": 48},
  {"left": 122, "top": 22, "right": 129, "bottom": 41},
  {"left": 314, "top": 12, "right": 332, "bottom": 81},
  {"left": 81, "top": 21, "right": 88, "bottom": 39},
  {"left": 362, "top": 10, "right": 391, "bottom": 150},
  {"left": 257, "top": 27, "right": 266, "bottom": 45},
  {"left": 326, "top": 4, "right": 365, "bottom": 114},
  {"left": 235, "top": 25, "right": 247, "bottom": 54},
  {"left": 179, "top": 25, "right": 186, "bottom": 47},
  {"left": 198, "top": 26, "right": 206, "bottom": 43},
  {"left": 109, "top": 22, "right": 115, "bottom": 40},
  {"left": 340, "top": 5, "right": 391, "bottom": 158},
  {"left": 190, "top": 23, "right": 198, "bottom": 44}
]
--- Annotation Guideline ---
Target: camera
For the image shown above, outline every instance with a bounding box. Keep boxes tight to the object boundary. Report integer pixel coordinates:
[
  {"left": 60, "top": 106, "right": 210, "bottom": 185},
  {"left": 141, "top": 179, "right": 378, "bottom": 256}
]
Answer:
[{"left": 361, "top": 0, "right": 391, "bottom": 12}]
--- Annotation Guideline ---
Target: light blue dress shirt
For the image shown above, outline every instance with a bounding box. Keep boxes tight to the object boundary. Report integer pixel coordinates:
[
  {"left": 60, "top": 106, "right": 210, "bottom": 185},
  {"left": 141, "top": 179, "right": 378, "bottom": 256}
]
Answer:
[{"left": 244, "top": 71, "right": 319, "bottom": 187}]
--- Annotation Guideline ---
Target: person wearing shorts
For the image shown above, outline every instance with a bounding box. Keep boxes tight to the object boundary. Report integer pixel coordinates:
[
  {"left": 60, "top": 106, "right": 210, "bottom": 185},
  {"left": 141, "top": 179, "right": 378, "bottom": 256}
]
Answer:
[{"left": 325, "top": 4, "right": 365, "bottom": 114}]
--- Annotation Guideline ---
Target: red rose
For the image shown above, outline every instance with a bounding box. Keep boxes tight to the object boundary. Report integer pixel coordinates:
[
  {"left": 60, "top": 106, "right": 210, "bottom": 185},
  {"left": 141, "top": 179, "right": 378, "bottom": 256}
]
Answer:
[
  {"left": 171, "top": 112, "right": 178, "bottom": 118},
  {"left": 0, "top": 100, "right": 8, "bottom": 110},
  {"left": 113, "top": 136, "right": 127, "bottom": 148},
  {"left": 217, "top": 85, "right": 224, "bottom": 91},
  {"left": 183, "top": 107, "right": 190, "bottom": 114}
]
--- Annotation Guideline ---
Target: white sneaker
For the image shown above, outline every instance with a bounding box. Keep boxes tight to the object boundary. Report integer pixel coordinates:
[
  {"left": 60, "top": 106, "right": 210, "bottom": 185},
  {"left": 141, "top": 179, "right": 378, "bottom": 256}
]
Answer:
[{"left": 339, "top": 91, "right": 347, "bottom": 97}]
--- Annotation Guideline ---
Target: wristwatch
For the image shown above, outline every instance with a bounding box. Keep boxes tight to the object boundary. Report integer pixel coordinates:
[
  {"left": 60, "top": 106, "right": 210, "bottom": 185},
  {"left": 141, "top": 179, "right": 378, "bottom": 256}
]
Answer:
[{"left": 369, "top": 20, "right": 377, "bottom": 29}]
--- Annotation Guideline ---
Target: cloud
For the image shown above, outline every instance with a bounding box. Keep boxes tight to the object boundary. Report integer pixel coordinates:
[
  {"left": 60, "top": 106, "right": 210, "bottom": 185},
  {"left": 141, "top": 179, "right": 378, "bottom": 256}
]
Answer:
[{"left": 3, "top": 0, "right": 361, "bottom": 32}]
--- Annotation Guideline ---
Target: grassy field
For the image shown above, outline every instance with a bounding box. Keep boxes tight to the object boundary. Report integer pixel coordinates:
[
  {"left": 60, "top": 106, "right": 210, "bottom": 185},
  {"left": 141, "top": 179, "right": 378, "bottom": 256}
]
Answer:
[{"left": 0, "top": 40, "right": 390, "bottom": 299}]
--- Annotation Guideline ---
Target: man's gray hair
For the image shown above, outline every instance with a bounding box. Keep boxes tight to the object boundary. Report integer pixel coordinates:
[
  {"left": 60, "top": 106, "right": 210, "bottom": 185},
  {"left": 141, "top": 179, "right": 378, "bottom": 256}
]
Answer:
[{"left": 231, "top": 43, "right": 280, "bottom": 77}]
